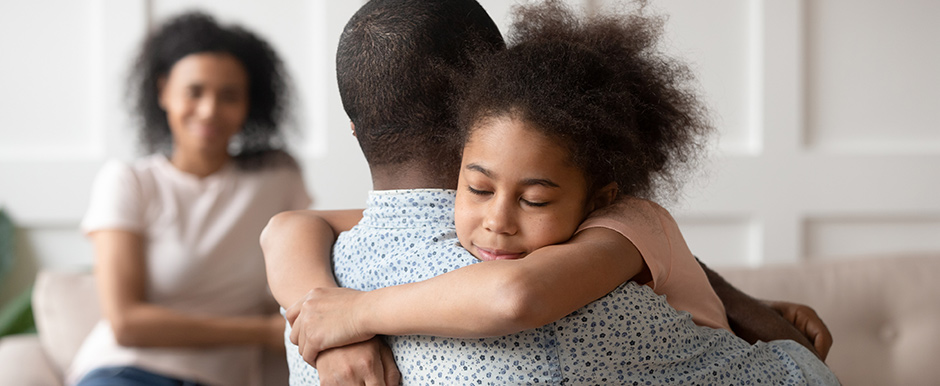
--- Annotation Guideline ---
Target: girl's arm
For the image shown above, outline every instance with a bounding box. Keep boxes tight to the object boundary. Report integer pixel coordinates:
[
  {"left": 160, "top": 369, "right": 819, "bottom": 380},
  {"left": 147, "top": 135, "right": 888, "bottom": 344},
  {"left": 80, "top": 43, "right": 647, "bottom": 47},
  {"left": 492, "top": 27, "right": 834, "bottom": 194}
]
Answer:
[
  {"left": 260, "top": 209, "right": 363, "bottom": 308},
  {"left": 282, "top": 213, "right": 832, "bottom": 363},
  {"left": 287, "top": 227, "right": 644, "bottom": 361},
  {"left": 92, "top": 230, "right": 283, "bottom": 350},
  {"left": 261, "top": 209, "right": 401, "bottom": 384}
]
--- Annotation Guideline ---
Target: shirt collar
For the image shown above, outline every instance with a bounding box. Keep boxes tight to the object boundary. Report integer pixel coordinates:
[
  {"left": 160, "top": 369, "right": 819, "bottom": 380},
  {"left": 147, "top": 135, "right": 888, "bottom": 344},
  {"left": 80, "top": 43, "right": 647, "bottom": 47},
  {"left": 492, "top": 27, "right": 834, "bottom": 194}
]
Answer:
[{"left": 360, "top": 189, "right": 456, "bottom": 229}]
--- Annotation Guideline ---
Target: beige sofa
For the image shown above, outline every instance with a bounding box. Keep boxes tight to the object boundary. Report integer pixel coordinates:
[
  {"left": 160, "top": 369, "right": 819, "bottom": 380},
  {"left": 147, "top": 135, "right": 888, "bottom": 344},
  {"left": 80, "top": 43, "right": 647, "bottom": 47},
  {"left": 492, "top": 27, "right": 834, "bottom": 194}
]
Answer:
[
  {"left": 0, "top": 270, "right": 289, "bottom": 385},
  {"left": 2, "top": 254, "right": 938, "bottom": 385},
  {"left": 717, "top": 254, "right": 940, "bottom": 386}
]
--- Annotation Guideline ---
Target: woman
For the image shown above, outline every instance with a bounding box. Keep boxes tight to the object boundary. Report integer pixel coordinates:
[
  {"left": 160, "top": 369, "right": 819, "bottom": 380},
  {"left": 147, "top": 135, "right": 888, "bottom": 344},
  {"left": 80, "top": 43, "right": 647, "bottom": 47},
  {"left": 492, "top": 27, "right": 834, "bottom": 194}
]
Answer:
[{"left": 69, "top": 12, "right": 311, "bottom": 386}]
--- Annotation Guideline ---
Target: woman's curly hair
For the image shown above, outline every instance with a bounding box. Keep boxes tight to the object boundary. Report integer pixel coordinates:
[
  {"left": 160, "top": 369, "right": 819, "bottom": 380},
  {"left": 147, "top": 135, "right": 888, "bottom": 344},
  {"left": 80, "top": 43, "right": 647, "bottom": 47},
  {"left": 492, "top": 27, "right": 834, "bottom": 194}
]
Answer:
[
  {"left": 128, "top": 12, "right": 295, "bottom": 170},
  {"left": 456, "top": 0, "right": 713, "bottom": 201}
]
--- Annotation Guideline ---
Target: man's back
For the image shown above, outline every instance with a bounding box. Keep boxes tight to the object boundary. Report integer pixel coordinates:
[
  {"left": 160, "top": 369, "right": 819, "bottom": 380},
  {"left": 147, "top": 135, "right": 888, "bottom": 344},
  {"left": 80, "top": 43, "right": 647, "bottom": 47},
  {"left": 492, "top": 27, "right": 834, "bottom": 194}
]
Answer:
[
  {"left": 287, "top": 190, "right": 838, "bottom": 385},
  {"left": 287, "top": 190, "right": 563, "bottom": 384}
]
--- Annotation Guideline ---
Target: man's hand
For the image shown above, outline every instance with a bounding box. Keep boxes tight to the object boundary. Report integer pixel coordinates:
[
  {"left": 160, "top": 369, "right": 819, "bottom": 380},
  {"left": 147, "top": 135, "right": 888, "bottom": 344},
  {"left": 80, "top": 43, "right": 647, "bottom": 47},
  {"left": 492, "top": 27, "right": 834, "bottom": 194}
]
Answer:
[
  {"left": 286, "top": 287, "right": 375, "bottom": 365},
  {"left": 765, "top": 300, "right": 833, "bottom": 361},
  {"left": 699, "top": 258, "right": 832, "bottom": 360},
  {"left": 315, "top": 337, "right": 401, "bottom": 386}
]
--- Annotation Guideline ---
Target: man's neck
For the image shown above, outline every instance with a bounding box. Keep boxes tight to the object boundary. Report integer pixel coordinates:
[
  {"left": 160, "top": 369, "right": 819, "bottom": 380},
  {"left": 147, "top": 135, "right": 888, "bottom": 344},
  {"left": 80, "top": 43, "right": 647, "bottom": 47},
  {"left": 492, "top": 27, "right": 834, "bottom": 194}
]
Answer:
[{"left": 369, "top": 162, "right": 458, "bottom": 191}]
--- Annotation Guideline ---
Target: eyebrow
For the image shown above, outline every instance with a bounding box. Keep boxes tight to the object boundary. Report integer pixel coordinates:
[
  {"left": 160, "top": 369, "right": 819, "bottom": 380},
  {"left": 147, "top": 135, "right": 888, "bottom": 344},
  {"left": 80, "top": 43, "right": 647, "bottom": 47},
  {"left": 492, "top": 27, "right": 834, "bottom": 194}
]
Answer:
[{"left": 465, "top": 163, "right": 560, "bottom": 188}]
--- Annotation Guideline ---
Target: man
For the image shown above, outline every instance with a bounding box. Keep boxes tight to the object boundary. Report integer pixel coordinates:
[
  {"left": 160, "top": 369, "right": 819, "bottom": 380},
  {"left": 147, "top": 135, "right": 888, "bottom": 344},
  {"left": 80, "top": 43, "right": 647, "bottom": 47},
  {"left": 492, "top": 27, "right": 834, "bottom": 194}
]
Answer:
[{"left": 263, "top": 0, "right": 832, "bottom": 384}]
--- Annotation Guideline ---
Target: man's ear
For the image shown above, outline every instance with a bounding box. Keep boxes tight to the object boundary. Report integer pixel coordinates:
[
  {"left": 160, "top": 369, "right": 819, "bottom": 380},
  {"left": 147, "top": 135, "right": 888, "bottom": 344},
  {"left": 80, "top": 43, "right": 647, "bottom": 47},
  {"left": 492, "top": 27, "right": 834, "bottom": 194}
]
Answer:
[
  {"left": 157, "top": 76, "right": 168, "bottom": 110},
  {"left": 350, "top": 121, "right": 357, "bottom": 137},
  {"left": 588, "top": 182, "right": 618, "bottom": 212}
]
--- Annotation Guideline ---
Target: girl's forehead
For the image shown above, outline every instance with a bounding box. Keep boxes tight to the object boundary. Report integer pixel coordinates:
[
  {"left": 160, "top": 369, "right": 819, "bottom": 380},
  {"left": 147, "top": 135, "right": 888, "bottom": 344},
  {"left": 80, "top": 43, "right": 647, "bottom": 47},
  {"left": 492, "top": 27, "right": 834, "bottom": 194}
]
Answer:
[
  {"left": 470, "top": 116, "right": 546, "bottom": 142},
  {"left": 465, "top": 117, "right": 580, "bottom": 176},
  {"left": 469, "top": 117, "right": 572, "bottom": 161}
]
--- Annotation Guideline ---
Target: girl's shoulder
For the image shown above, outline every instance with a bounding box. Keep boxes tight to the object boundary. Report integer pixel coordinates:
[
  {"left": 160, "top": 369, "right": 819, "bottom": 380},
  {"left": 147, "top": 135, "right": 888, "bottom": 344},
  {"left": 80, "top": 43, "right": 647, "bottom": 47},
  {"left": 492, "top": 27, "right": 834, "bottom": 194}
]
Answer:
[{"left": 590, "top": 196, "right": 675, "bottom": 226}]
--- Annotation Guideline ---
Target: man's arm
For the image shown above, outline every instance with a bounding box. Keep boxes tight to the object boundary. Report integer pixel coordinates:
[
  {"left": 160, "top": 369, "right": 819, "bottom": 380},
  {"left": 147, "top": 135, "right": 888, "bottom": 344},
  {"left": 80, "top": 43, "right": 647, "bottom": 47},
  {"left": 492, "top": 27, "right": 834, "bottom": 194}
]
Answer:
[
  {"left": 764, "top": 300, "right": 832, "bottom": 360},
  {"left": 699, "top": 259, "right": 831, "bottom": 360}
]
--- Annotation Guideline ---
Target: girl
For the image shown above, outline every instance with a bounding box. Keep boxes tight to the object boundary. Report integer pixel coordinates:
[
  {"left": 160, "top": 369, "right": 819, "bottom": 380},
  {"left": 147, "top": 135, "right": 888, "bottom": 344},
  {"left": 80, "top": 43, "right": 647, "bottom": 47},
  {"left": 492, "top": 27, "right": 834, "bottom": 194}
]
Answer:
[
  {"left": 288, "top": 0, "right": 727, "bottom": 348},
  {"left": 271, "top": 1, "right": 836, "bottom": 384},
  {"left": 70, "top": 12, "right": 311, "bottom": 386}
]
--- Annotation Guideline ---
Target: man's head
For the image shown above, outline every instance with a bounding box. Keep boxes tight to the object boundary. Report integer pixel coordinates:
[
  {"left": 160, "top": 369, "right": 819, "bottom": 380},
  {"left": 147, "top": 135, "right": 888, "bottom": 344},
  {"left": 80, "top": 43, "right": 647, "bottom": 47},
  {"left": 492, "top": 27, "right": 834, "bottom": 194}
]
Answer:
[{"left": 337, "top": 0, "right": 504, "bottom": 181}]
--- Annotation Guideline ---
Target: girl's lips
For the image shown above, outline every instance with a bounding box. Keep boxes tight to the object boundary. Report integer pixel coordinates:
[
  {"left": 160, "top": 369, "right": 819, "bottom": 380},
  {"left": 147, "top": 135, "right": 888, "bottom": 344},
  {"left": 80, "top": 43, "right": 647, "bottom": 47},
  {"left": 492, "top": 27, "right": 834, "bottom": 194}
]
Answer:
[{"left": 474, "top": 245, "right": 524, "bottom": 261}]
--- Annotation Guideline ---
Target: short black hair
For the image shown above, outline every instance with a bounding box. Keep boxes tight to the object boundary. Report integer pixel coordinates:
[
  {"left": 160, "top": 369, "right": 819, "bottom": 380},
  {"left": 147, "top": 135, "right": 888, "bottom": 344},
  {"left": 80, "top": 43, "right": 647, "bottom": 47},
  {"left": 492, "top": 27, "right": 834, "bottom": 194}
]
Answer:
[
  {"left": 457, "top": 0, "right": 713, "bottom": 201},
  {"left": 336, "top": 0, "right": 504, "bottom": 173},
  {"left": 128, "top": 11, "right": 295, "bottom": 169}
]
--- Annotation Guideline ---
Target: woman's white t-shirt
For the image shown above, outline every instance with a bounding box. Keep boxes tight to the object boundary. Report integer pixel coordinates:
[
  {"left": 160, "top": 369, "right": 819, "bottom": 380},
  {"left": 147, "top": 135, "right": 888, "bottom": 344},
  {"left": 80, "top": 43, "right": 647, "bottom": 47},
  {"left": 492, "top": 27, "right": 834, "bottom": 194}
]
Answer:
[{"left": 68, "top": 154, "right": 311, "bottom": 386}]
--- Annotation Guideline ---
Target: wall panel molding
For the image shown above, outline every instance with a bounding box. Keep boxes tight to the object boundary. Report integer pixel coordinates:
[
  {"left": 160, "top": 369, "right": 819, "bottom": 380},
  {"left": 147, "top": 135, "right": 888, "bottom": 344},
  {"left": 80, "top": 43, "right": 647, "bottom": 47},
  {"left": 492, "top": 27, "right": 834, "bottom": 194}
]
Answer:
[
  {"left": 803, "top": 0, "right": 940, "bottom": 153},
  {"left": 2, "top": 0, "right": 938, "bottom": 274}
]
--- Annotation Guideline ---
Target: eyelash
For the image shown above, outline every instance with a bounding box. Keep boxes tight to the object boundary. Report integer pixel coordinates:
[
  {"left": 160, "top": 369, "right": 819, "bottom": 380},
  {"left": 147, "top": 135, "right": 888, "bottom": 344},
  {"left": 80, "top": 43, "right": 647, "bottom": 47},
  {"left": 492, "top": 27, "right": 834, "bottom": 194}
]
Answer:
[
  {"left": 467, "top": 186, "right": 549, "bottom": 207},
  {"left": 522, "top": 199, "right": 548, "bottom": 207},
  {"left": 467, "top": 186, "right": 491, "bottom": 196}
]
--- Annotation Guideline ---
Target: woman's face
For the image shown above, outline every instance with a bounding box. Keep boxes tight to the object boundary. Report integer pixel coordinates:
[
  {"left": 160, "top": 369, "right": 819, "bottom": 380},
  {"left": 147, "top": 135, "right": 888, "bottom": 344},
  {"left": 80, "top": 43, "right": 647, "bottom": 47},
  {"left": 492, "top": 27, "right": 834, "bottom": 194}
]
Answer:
[
  {"left": 455, "top": 116, "right": 591, "bottom": 261},
  {"left": 159, "top": 52, "right": 249, "bottom": 160}
]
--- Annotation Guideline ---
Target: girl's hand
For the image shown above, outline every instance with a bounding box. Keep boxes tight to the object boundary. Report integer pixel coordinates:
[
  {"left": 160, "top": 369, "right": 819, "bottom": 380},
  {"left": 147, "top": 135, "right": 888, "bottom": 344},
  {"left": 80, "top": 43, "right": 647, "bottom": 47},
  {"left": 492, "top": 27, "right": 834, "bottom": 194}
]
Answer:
[{"left": 286, "top": 287, "right": 375, "bottom": 366}]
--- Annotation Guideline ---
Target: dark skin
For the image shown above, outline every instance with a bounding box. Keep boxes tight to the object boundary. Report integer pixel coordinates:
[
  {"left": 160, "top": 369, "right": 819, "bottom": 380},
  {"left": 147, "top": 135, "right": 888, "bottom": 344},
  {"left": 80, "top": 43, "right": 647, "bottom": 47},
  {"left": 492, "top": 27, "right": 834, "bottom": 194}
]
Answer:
[
  {"left": 703, "top": 260, "right": 831, "bottom": 360},
  {"left": 372, "top": 155, "right": 831, "bottom": 360},
  {"left": 265, "top": 142, "right": 831, "bottom": 385}
]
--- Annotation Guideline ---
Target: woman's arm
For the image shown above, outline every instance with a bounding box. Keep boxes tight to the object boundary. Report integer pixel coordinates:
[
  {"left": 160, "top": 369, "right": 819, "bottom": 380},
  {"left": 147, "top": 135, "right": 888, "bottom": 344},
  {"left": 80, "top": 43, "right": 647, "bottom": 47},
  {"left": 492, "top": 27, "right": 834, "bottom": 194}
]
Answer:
[
  {"left": 260, "top": 209, "right": 364, "bottom": 308},
  {"left": 287, "top": 227, "right": 644, "bottom": 362},
  {"left": 92, "top": 230, "right": 283, "bottom": 350}
]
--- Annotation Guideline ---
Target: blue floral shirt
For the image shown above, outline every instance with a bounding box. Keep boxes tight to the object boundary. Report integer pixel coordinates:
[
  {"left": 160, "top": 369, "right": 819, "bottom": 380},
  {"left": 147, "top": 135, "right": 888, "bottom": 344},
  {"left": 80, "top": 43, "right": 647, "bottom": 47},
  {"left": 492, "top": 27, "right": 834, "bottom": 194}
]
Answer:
[{"left": 286, "top": 190, "right": 838, "bottom": 385}]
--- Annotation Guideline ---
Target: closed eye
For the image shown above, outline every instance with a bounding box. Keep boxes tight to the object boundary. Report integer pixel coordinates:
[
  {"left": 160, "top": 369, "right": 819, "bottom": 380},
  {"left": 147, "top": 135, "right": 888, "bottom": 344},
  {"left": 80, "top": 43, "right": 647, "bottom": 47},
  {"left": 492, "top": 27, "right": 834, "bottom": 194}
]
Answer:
[
  {"left": 467, "top": 186, "right": 492, "bottom": 196},
  {"left": 521, "top": 198, "right": 549, "bottom": 207}
]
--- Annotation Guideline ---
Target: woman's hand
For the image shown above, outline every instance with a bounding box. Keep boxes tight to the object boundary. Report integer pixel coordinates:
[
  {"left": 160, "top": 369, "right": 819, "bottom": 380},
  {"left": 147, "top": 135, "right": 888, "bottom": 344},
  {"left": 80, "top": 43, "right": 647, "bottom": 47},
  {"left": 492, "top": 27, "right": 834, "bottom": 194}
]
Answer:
[
  {"left": 286, "top": 287, "right": 375, "bottom": 366},
  {"left": 765, "top": 300, "right": 833, "bottom": 361}
]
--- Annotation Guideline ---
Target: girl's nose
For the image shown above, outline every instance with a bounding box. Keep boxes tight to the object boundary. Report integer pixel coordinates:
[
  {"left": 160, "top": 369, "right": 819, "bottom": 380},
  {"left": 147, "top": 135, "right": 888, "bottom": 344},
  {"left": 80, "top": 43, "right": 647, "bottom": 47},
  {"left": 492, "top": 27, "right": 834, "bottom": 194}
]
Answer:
[{"left": 483, "top": 197, "right": 518, "bottom": 235}]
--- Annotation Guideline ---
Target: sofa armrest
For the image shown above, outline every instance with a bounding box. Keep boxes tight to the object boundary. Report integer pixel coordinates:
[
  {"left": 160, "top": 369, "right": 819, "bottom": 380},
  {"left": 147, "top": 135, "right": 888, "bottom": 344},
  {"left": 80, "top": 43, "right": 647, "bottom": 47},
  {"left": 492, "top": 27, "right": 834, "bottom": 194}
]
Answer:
[
  {"left": 32, "top": 270, "right": 100, "bottom": 374},
  {"left": 0, "top": 334, "right": 63, "bottom": 385}
]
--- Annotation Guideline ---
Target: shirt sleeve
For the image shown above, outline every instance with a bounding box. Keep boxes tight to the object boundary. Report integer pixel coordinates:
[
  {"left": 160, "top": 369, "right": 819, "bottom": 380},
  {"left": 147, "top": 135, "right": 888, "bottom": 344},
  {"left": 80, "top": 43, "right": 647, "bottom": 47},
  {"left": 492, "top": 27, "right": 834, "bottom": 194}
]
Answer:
[
  {"left": 80, "top": 160, "right": 145, "bottom": 234},
  {"left": 577, "top": 198, "right": 731, "bottom": 330},
  {"left": 575, "top": 197, "right": 673, "bottom": 290}
]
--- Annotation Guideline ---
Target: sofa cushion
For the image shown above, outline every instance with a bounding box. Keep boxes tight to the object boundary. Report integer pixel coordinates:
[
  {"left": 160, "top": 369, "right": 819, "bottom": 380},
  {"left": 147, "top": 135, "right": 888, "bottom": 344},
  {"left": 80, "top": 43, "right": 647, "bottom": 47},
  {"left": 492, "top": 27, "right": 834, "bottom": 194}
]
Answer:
[
  {"left": 30, "top": 270, "right": 288, "bottom": 384},
  {"left": 717, "top": 254, "right": 940, "bottom": 386},
  {"left": 32, "top": 270, "right": 101, "bottom": 374},
  {"left": 0, "top": 334, "right": 63, "bottom": 385}
]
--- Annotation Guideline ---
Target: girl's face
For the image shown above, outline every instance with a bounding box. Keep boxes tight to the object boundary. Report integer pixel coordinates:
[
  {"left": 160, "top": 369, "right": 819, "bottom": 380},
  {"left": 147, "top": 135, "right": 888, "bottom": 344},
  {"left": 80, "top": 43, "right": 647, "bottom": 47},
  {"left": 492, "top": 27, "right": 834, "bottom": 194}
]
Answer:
[
  {"left": 159, "top": 52, "right": 249, "bottom": 161},
  {"left": 455, "top": 116, "right": 591, "bottom": 261}
]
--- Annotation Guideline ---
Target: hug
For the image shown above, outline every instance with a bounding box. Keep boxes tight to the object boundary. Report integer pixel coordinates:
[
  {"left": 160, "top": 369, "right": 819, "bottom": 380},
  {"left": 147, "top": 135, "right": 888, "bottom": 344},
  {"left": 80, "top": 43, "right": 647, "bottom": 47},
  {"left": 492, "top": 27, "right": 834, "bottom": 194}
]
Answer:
[{"left": 25, "top": 0, "right": 940, "bottom": 385}]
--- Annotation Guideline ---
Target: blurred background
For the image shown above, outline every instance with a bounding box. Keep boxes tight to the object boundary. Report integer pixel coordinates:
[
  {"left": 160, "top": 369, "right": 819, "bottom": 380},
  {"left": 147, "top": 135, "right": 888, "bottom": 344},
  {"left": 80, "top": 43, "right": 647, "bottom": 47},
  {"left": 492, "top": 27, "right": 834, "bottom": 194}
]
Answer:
[{"left": 0, "top": 0, "right": 938, "bottom": 313}]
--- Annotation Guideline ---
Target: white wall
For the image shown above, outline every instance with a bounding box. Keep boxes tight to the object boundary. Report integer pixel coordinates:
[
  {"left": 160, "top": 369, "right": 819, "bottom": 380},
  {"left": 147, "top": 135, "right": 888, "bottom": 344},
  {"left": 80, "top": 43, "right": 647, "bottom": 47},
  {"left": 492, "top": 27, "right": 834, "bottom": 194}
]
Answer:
[
  {"left": 648, "top": 0, "right": 940, "bottom": 266},
  {"left": 1, "top": 0, "right": 938, "bottom": 307}
]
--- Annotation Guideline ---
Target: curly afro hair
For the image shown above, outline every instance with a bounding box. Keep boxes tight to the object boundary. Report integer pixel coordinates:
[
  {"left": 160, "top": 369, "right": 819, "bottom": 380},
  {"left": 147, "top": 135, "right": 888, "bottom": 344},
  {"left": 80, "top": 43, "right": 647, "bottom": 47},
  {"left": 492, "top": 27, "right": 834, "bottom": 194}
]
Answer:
[
  {"left": 457, "top": 0, "right": 713, "bottom": 202},
  {"left": 128, "top": 11, "right": 295, "bottom": 170}
]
